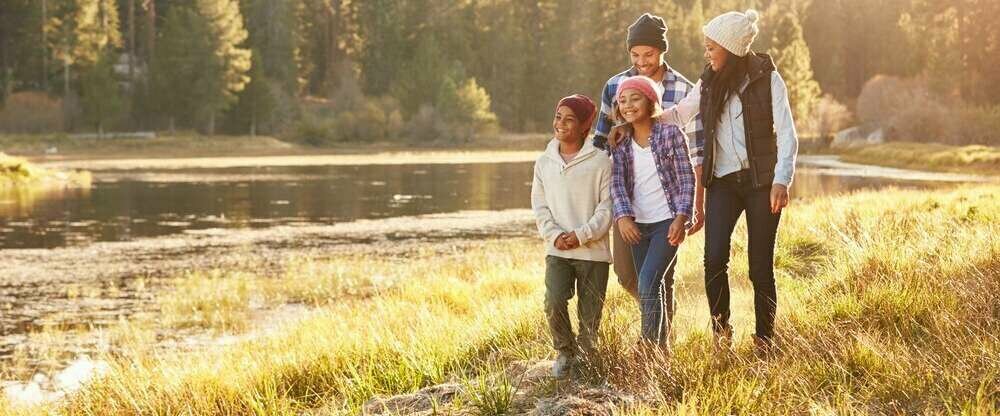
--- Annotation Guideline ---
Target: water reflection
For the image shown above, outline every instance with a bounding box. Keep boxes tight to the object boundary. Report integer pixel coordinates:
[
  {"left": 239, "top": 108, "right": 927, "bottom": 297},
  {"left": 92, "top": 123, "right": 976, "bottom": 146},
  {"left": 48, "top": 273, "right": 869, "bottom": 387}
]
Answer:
[{"left": 0, "top": 162, "right": 950, "bottom": 249}]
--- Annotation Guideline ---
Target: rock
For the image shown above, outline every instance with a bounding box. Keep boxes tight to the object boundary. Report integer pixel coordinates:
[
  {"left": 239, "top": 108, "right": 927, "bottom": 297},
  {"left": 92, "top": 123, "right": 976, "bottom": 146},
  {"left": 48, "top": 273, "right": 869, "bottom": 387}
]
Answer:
[
  {"left": 507, "top": 360, "right": 555, "bottom": 385},
  {"left": 832, "top": 125, "right": 885, "bottom": 149},
  {"left": 363, "top": 382, "right": 462, "bottom": 415},
  {"left": 531, "top": 387, "right": 635, "bottom": 416}
]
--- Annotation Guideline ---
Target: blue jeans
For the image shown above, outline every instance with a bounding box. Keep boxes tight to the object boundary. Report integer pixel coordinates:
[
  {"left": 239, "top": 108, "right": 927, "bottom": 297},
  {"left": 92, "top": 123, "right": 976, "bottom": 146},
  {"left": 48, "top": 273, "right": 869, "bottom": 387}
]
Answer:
[{"left": 630, "top": 219, "right": 679, "bottom": 343}]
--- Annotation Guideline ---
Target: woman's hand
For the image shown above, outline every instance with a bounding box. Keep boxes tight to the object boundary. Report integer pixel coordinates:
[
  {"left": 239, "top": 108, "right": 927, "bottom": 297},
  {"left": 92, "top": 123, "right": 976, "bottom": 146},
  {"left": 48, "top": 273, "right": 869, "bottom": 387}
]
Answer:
[
  {"left": 617, "top": 217, "right": 641, "bottom": 245},
  {"left": 668, "top": 215, "right": 688, "bottom": 246},
  {"left": 770, "top": 184, "right": 789, "bottom": 214}
]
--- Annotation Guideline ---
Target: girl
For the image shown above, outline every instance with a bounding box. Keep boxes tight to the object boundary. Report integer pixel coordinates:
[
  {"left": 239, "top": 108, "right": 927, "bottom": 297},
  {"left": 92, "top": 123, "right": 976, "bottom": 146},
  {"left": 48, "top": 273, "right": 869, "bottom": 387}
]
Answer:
[
  {"left": 609, "top": 76, "right": 695, "bottom": 350},
  {"left": 531, "top": 94, "right": 613, "bottom": 377}
]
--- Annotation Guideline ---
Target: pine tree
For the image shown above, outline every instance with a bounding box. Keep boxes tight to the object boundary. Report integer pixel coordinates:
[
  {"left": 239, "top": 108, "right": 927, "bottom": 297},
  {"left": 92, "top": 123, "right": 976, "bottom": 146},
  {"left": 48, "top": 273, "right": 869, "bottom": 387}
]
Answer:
[
  {"left": 195, "top": 0, "right": 251, "bottom": 134},
  {"left": 240, "top": 0, "right": 300, "bottom": 92},
  {"left": 80, "top": 51, "right": 123, "bottom": 137},
  {"left": 769, "top": 12, "right": 821, "bottom": 130}
]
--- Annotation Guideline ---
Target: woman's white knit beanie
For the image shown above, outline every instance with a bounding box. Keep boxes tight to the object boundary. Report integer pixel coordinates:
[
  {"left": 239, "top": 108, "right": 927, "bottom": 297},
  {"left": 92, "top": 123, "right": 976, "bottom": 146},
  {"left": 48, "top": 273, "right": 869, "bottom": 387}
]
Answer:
[{"left": 703, "top": 9, "right": 760, "bottom": 57}]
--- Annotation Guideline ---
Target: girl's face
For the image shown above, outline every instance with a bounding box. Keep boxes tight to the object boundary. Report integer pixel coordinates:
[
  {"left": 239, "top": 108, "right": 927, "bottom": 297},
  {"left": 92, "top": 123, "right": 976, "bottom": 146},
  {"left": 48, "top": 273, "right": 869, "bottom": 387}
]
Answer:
[
  {"left": 616, "top": 89, "right": 651, "bottom": 123},
  {"left": 704, "top": 37, "right": 728, "bottom": 72},
  {"left": 553, "top": 106, "right": 585, "bottom": 144}
]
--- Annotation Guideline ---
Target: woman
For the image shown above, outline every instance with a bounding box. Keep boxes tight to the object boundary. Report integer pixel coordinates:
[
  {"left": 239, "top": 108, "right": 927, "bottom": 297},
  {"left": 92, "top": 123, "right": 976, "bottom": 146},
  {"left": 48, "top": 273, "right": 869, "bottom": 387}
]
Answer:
[{"left": 697, "top": 9, "right": 799, "bottom": 354}]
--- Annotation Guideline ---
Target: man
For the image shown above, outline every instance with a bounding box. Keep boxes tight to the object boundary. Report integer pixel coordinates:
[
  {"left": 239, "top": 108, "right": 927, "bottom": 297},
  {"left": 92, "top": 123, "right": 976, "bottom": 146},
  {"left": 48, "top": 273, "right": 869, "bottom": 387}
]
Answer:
[{"left": 593, "top": 13, "right": 706, "bottom": 301}]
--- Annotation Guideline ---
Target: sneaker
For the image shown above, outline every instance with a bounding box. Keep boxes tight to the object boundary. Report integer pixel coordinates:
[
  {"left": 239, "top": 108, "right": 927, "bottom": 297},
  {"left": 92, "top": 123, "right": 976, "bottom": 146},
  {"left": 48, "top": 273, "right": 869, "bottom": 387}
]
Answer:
[{"left": 551, "top": 352, "right": 576, "bottom": 378}]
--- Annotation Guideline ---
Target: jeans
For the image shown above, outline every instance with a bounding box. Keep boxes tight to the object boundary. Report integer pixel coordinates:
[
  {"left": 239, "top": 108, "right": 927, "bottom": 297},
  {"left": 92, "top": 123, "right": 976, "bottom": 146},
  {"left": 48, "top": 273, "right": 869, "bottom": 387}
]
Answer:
[
  {"left": 704, "top": 169, "right": 781, "bottom": 340},
  {"left": 629, "top": 219, "right": 679, "bottom": 344},
  {"left": 544, "top": 256, "right": 610, "bottom": 356}
]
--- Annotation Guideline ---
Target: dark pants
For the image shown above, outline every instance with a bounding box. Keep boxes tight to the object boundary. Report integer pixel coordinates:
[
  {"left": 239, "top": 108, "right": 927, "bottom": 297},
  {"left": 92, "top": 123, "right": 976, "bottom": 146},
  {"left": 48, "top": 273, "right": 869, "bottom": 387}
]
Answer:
[
  {"left": 544, "top": 256, "right": 610, "bottom": 356},
  {"left": 630, "top": 219, "right": 679, "bottom": 344},
  {"left": 704, "top": 170, "right": 781, "bottom": 340}
]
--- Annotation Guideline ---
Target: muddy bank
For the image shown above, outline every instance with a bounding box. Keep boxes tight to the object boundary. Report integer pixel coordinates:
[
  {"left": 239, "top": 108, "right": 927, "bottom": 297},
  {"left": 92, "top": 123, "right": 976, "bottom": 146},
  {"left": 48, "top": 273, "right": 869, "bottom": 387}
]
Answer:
[{"left": 0, "top": 210, "right": 536, "bottom": 361}]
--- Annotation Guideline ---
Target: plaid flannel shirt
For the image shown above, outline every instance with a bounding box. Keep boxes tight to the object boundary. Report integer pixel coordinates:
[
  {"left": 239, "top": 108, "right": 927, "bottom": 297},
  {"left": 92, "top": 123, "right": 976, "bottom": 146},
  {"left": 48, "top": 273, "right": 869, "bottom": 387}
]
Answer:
[
  {"left": 610, "top": 122, "right": 696, "bottom": 226},
  {"left": 593, "top": 65, "right": 705, "bottom": 166}
]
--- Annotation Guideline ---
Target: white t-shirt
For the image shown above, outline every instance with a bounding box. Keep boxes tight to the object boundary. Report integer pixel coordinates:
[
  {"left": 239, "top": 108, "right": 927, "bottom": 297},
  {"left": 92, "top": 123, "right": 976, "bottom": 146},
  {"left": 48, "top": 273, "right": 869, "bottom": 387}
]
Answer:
[{"left": 631, "top": 139, "right": 673, "bottom": 224}]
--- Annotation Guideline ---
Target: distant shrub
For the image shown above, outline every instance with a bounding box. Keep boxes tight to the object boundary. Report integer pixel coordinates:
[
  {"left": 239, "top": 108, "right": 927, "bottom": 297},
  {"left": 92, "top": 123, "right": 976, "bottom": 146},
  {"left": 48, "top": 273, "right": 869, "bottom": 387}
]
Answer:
[
  {"left": 802, "top": 94, "right": 853, "bottom": 140},
  {"left": 856, "top": 76, "right": 997, "bottom": 146},
  {"left": 0, "top": 92, "right": 64, "bottom": 134},
  {"left": 287, "top": 95, "right": 404, "bottom": 146}
]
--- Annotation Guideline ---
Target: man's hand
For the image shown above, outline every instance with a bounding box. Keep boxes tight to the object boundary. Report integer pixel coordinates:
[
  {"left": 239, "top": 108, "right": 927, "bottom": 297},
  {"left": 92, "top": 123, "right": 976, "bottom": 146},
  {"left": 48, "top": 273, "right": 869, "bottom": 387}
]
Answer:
[
  {"left": 617, "top": 217, "right": 641, "bottom": 245},
  {"left": 668, "top": 215, "right": 688, "bottom": 246},
  {"left": 770, "top": 184, "right": 789, "bottom": 214}
]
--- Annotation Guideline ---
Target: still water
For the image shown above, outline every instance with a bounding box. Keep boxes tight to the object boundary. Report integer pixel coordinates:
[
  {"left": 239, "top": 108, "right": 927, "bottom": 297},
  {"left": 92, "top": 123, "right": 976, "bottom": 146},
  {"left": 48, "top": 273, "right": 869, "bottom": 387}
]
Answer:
[{"left": 0, "top": 160, "right": 952, "bottom": 249}]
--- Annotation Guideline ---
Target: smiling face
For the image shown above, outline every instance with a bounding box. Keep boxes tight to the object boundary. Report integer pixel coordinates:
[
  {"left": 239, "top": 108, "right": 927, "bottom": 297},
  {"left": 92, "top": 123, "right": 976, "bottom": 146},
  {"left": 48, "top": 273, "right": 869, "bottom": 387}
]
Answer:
[
  {"left": 552, "top": 106, "right": 586, "bottom": 144},
  {"left": 629, "top": 45, "right": 665, "bottom": 78},
  {"left": 704, "top": 37, "right": 728, "bottom": 72},
  {"left": 615, "top": 89, "right": 653, "bottom": 124}
]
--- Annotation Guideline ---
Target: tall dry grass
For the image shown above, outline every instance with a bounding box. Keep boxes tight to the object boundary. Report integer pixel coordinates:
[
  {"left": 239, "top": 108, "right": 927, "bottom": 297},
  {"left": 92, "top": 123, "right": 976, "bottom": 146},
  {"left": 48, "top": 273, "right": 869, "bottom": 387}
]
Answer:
[{"left": 1, "top": 186, "right": 996, "bottom": 415}]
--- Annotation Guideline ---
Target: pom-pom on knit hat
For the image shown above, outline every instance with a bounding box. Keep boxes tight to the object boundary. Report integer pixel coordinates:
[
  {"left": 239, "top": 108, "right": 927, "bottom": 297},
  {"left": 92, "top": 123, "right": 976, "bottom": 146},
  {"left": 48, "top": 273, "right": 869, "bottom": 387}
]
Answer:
[{"left": 703, "top": 9, "right": 760, "bottom": 57}]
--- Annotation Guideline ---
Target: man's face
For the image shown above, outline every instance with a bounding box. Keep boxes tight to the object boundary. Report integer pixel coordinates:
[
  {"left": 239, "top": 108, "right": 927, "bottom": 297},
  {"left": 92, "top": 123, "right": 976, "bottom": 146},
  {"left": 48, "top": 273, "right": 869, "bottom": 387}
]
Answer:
[{"left": 629, "top": 45, "right": 664, "bottom": 77}]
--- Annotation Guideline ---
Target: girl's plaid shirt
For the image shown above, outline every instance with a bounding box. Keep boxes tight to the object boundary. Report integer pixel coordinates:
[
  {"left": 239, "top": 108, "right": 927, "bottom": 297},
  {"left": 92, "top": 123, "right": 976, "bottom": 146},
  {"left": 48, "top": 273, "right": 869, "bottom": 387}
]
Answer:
[{"left": 610, "top": 122, "right": 696, "bottom": 227}]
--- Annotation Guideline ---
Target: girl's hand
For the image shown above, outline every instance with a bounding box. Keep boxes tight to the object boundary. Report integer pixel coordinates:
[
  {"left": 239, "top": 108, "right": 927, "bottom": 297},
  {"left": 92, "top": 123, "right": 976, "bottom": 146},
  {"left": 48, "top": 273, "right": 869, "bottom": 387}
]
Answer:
[
  {"left": 688, "top": 206, "right": 705, "bottom": 236},
  {"left": 770, "top": 184, "right": 789, "bottom": 214},
  {"left": 617, "top": 217, "right": 641, "bottom": 245},
  {"left": 668, "top": 215, "right": 688, "bottom": 246}
]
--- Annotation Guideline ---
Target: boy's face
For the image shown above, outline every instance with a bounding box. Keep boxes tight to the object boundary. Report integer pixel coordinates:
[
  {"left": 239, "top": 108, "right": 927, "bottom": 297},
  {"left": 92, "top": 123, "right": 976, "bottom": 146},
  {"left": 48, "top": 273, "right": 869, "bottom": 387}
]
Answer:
[
  {"left": 629, "top": 45, "right": 664, "bottom": 78},
  {"left": 616, "top": 90, "right": 651, "bottom": 124},
  {"left": 553, "top": 106, "right": 586, "bottom": 144}
]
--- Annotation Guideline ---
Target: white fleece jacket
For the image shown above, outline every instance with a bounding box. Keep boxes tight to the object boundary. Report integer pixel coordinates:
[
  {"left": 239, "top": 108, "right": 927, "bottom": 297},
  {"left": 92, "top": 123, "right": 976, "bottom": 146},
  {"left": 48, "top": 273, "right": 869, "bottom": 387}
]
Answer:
[{"left": 530, "top": 138, "right": 613, "bottom": 263}]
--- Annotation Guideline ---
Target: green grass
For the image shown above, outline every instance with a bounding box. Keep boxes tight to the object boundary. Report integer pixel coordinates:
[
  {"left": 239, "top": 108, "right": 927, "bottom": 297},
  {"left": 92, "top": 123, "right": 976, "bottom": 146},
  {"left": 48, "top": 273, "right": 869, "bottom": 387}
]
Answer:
[
  {"left": 0, "top": 152, "right": 90, "bottom": 191},
  {"left": 836, "top": 141, "right": 1000, "bottom": 175},
  {"left": 1, "top": 185, "right": 997, "bottom": 415}
]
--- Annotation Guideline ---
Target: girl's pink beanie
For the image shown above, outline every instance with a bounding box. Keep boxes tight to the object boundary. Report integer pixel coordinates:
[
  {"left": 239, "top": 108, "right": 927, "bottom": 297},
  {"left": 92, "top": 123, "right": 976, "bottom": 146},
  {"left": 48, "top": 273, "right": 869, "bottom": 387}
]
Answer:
[{"left": 615, "top": 76, "right": 662, "bottom": 105}]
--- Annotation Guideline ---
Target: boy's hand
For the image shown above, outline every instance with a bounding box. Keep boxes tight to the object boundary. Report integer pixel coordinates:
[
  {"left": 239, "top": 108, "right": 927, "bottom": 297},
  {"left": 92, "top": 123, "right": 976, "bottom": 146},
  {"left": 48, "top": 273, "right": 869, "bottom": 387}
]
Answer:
[
  {"left": 554, "top": 233, "right": 569, "bottom": 250},
  {"left": 668, "top": 215, "right": 688, "bottom": 246},
  {"left": 562, "top": 232, "right": 581, "bottom": 249},
  {"left": 617, "top": 217, "right": 641, "bottom": 245}
]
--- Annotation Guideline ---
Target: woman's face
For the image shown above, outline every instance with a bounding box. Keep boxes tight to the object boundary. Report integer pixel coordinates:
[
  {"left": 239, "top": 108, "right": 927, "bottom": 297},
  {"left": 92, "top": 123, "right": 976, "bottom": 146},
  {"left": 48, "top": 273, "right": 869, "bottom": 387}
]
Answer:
[
  {"left": 704, "top": 37, "right": 728, "bottom": 72},
  {"left": 552, "top": 106, "right": 585, "bottom": 144},
  {"left": 616, "top": 89, "right": 651, "bottom": 124}
]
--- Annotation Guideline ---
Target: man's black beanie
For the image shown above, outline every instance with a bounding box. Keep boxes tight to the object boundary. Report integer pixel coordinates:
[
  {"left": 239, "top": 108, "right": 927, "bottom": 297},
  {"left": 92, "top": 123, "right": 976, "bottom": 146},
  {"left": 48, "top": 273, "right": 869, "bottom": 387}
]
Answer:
[{"left": 627, "top": 13, "right": 669, "bottom": 52}]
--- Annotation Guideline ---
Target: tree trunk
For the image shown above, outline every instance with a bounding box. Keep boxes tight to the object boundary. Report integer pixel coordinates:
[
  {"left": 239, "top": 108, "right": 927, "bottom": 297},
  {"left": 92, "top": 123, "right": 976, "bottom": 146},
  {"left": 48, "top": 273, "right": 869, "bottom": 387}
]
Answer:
[
  {"left": 42, "top": 0, "right": 48, "bottom": 90},
  {"left": 143, "top": 0, "right": 155, "bottom": 94},
  {"left": 98, "top": 122, "right": 104, "bottom": 139},
  {"left": 128, "top": 0, "right": 135, "bottom": 83},
  {"left": 168, "top": 116, "right": 175, "bottom": 136},
  {"left": 208, "top": 111, "right": 216, "bottom": 136}
]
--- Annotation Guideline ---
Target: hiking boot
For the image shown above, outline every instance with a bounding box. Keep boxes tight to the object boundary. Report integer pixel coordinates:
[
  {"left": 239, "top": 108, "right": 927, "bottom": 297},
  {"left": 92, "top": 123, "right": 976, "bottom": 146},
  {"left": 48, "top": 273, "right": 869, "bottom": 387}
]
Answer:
[
  {"left": 551, "top": 352, "right": 576, "bottom": 378},
  {"left": 713, "top": 325, "right": 733, "bottom": 353},
  {"left": 752, "top": 334, "right": 775, "bottom": 358}
]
